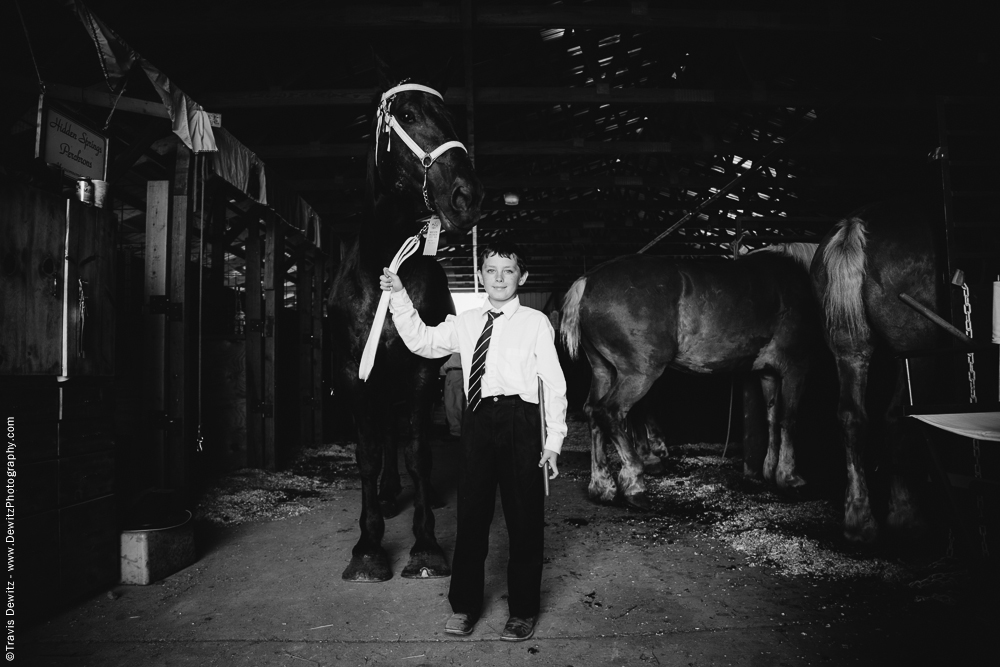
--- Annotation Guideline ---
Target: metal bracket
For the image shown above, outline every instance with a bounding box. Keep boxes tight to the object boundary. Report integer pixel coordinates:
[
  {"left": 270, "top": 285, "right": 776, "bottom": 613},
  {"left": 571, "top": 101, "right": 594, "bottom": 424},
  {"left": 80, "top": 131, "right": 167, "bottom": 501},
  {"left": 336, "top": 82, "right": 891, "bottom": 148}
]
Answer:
[
  {"left": 250, "top": 401, "right": 274, "bottom": 417},
  {"left": 149, "top": 411, "right": 175, "bottom": 430},
  {"left": 148, "top": 295, "right": 183, "bottom": 321},
  {"left": 246, "top": 317, "right": 274, "bottom": 337}
]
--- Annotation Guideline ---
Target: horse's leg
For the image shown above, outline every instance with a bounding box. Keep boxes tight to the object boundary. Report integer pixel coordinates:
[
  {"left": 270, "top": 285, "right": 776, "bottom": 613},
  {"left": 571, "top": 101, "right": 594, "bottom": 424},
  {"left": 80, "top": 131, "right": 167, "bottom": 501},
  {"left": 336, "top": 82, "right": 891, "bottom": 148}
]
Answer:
[
  {"left": 593, "top": 371, "right": 661, "bottom": 511},
  {"left": 833, "top": 345, "right": 878, "bottom": 543},
  {"left": 884, "top": 359, "right": 922, "bottom": 535},
  {"left": 774, "top": 366, "right": 807, "bottom": 489},
  {"left": 630, "top": 401, "right": 665, "bottom": 475},
  {"left": 343, "top": 392, "right": 393, "bottom": 582},
  {"left": 400, "top": 362, "right": 450, "bottom": 579},
  {"left": 583, "top": 347, "right": 617, "bottom": 504},
  {"left": 378, "top": 416, "right": 402, "bottom": 519},
  {"left": 742, "top": 374, "right": 767, "bottom": 478},
  {"left": 643, "top": 417, "right": 669, "bottom": 475},
  {"left": 759, "top": 373, "right": 781, "bottom": 485}
]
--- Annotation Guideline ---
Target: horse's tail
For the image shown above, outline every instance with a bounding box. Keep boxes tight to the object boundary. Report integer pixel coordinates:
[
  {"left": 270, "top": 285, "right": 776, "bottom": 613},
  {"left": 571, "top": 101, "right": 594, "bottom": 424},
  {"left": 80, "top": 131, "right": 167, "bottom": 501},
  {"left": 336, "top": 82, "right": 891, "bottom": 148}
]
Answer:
[
  {"left": 560, "top": 275, "right": 587, "bottom": 360},
  {"left": 821, "top": 216, "right": 870, "bottom": 339}
]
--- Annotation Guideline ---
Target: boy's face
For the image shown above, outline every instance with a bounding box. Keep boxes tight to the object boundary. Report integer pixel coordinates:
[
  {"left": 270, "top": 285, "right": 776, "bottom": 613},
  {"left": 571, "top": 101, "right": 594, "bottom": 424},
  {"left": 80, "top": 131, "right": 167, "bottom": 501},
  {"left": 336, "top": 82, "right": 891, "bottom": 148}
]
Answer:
[{"left": 478, "top": 252, "right": 528, "bottom": 306}]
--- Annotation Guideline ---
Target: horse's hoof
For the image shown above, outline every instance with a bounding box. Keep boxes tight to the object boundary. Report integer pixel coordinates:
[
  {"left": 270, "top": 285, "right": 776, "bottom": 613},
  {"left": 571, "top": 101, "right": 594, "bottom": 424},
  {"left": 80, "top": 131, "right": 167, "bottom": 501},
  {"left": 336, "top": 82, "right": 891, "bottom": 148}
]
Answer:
[
  {"left": 624, "top": 492, "right": 653, "bottom": 512},
  {"left": 401, "top": 551, "right": 451, "bottom": 579},
  {"left": 588, "top": 483, "right": 617, "bottom": 505},
  {"left": 643, "top": 458, "right": 666, "bottom": 476},
  {"left": 379, "top": 499, "right": 399, "bottom": 519},
  {"left": 777, "top": 473, "right": 807, "bottom": 490},
  {"left": 843, "top": 521, "right": 879, "bottom": 544},
  {"left": 342, "top": 553, "right": 393, "bottom": 582}
]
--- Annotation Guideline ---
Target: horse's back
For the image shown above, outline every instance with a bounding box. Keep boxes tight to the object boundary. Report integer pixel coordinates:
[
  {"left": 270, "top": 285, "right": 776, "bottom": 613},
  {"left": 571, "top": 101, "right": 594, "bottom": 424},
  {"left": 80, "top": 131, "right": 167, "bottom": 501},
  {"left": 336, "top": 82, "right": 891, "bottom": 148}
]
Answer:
[{"left": 580, "top": 253, "right": 815, "bottom": 373}]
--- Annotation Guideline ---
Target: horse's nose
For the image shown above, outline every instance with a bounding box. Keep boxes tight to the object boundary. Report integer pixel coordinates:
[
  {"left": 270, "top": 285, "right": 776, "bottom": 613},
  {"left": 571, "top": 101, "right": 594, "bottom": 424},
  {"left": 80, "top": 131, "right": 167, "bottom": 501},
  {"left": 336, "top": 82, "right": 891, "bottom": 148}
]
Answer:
[{"left": 451, "top": 182, "right": 473, "bottom": 213}]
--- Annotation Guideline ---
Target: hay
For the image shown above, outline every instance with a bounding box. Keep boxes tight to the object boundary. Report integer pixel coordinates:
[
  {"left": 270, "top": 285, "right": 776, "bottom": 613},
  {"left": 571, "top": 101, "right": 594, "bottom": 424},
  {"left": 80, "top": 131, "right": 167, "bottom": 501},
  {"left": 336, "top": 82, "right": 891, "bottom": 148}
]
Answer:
[
  {"left": 562, "top": 420, "right": 909, "bottom": 582},
  {"left": 195, "top": 443, "right": 358, "bottom": 526}
]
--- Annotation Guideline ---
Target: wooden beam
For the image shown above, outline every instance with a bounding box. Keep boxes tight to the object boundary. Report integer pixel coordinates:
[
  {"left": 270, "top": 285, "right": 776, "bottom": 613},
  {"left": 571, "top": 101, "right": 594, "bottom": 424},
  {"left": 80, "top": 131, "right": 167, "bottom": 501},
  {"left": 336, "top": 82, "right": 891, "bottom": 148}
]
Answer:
[
  {"left": 46, "top": 83, "right": 170, "bottom": 120},
  {"left": 263, "top": 214, "right": 284, "bottom": 471},
  {"left": 256, "top": 139, "right": 921, "bottom": 159},
  {"left": 288, "top": 174, "right": 844, "bottom": 192},
  {"left": 144, "top": 180, "right": 170, "bottom": 489},
  {"left": 245, "top": 220, "right": 263, "bottom": 468},
  {"left": 311, "top": 256, "right": 324, "bottom": 444},
  {"left": 200, "top": 86, "right": 925, "bottom": 110},
  {"left": 297, "top": 258, "right": 314, "bottom": 449},
  {"left": 112, "top": 5, "right": 894, "bottom": 33},
  {"left": 168, "top": 147, "right": 193, "bottom": 506},
  {"left": 109, "top": 119, "right": 171, "bottom": 183}
]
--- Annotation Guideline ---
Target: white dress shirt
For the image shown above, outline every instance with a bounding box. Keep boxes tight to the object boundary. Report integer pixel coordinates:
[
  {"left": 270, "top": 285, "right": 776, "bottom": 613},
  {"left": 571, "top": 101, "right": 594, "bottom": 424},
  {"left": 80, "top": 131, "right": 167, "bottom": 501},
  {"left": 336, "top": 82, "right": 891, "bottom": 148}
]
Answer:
[{"left": 389, "top": 290, "right": 568, "bottom": 454}]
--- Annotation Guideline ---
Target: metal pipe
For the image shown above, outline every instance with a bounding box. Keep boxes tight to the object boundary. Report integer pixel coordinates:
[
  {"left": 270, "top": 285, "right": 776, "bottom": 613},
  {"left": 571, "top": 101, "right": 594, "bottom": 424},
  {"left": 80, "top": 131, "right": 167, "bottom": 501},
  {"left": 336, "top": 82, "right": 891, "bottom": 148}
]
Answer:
[{"left": 898, "top": 292, "right": 974, "bottom": 347}]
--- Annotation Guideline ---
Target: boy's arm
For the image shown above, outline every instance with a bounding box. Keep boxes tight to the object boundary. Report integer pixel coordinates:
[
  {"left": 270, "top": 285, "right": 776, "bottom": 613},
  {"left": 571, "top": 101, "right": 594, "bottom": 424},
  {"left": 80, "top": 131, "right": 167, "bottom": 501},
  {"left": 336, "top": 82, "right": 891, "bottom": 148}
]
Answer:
[
  {"left": 382, "top": 269, "right": 460, "bottom": 359},
  {"left": 536, "top": 317, "right": 568, "bottom": 455}
]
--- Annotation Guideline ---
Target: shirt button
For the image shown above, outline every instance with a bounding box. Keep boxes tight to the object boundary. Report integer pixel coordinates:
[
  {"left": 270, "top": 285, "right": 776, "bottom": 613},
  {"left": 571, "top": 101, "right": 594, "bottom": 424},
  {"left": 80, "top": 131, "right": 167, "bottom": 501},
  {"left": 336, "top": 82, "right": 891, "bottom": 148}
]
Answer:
[{"left": 493, "top": 397, "right": 498, "bottom": 402}]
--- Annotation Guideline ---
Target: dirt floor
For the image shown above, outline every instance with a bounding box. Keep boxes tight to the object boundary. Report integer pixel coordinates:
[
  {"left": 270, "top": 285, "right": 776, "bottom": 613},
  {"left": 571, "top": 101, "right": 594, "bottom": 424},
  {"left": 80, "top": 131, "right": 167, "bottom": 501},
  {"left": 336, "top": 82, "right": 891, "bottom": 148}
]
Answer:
[{"left": 20, "top": 412, "right": 999, "bottom": 666}]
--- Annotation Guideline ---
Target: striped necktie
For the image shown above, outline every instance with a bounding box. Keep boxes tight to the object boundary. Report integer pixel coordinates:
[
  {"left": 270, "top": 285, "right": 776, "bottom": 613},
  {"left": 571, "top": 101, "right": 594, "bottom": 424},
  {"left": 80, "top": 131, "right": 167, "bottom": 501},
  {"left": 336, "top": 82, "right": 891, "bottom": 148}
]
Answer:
[{"left": 469, "top": 311, "right": 500, "bottom": 411}]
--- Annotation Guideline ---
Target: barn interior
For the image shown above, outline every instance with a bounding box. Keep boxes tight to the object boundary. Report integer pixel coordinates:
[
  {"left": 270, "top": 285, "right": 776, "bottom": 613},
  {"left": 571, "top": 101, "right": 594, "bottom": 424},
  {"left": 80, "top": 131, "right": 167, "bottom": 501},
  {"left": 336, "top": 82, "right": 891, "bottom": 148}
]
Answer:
[{"left": 3, "top": 1, "right": 1000, "bottom": 664}]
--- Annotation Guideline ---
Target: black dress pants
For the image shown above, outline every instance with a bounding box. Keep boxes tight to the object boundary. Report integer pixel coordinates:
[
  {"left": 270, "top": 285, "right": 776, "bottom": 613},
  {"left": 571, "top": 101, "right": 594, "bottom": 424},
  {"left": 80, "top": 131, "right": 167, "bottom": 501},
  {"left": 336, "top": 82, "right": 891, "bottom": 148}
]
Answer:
[{"left": 448, "top": 395, "right": 545, "bottom": 619}]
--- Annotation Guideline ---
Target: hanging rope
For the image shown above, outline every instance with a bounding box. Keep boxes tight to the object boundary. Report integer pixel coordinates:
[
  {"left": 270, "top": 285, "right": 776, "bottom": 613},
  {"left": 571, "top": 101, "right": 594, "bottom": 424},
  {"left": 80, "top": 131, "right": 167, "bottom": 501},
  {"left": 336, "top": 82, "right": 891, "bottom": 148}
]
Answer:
[
  {"left": 195, "top": 153, "right": 206, "bottom": 453},
  {"left": 14, "top": 0, "right": 45, "bottom": 92}
]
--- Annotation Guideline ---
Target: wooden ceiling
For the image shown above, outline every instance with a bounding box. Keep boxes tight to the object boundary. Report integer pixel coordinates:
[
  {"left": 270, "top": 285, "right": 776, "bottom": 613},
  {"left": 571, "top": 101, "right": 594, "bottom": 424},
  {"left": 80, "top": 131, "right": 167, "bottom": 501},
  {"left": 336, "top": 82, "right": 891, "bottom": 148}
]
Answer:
[{"left": 4, "top": 1, "right": 997, "bottom": 293}]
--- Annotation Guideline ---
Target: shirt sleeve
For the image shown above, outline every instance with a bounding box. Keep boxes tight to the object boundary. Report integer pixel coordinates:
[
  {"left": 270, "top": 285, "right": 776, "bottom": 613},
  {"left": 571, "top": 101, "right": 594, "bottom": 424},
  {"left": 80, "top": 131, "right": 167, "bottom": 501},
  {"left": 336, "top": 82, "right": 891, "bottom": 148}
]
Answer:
[
  {"left": 536, "top": 316, "right": 568, "bottom": 455},
  {"left": 388, "top": 288, "right": 460, "bottom": 359}
]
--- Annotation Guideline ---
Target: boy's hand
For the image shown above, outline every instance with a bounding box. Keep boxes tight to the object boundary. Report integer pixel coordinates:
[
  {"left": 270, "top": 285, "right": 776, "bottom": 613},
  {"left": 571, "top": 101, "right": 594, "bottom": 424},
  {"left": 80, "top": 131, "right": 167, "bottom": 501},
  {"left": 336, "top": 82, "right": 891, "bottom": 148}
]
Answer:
[
  {"left": 539, "top": 450, "right": 559, "bottom": 480},
  {"left": 380, "top": 268, "right": 403, "bottom": 293}
]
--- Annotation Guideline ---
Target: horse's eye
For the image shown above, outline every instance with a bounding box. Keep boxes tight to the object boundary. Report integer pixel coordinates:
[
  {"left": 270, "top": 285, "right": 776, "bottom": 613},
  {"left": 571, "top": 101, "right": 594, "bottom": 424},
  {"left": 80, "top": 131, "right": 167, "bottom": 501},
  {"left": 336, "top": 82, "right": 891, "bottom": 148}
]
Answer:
[{"left": 400, "top": 111, "right": 415, "bottom": 123}]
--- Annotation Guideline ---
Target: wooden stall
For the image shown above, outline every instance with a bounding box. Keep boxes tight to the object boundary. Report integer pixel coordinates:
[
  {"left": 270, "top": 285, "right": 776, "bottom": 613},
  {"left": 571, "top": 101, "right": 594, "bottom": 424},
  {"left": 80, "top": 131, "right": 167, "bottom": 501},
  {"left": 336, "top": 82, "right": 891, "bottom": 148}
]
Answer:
[{"left": 1, "top": 180, "right": 118, "bottom": 622}]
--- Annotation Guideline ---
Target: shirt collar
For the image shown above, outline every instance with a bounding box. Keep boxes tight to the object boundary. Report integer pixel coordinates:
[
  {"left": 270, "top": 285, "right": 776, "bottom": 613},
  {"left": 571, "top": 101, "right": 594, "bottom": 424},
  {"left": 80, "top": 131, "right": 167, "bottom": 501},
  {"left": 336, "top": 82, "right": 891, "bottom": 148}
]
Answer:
[{"left": 480, "top": 295, "right": 520, "bottom": 319}]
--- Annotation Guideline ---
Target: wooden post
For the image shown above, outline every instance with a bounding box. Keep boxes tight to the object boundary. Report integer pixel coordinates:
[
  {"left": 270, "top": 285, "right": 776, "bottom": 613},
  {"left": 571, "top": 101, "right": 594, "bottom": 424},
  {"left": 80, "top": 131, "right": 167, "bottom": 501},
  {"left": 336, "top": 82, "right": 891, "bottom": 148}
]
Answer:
[
  {"left": 168, "top": 147, "right": 192, "bottom": 505},
  {"left": 263, "top": 214, "right": 284, "bottom": 470},
  {"left": 245, "top": 218, "right": 263, "bottom": 468},
  {"left": 144, "top": 180, "right": 170, "bottom": 489},
  {"left": 297, "top": 252, "right": 314, "bottom": 447},
  {"left": 312, "top": 254, "right": 325, "bottom": 444}
]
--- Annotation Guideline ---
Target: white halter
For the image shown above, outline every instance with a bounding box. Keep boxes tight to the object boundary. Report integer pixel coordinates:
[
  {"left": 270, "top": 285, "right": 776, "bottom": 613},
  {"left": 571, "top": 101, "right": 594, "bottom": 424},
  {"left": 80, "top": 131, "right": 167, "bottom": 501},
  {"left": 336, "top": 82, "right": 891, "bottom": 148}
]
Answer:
[{"left": 376, "top": 82, "right": 468, "bottom": 211}]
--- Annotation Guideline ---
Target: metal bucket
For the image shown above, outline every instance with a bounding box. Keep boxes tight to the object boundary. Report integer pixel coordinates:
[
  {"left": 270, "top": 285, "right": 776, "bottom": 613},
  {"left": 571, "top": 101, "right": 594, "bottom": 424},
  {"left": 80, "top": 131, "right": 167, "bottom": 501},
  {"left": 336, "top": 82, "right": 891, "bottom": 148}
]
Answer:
[{"left": 75, "top": 178, "right": 93, "bottom": 205}]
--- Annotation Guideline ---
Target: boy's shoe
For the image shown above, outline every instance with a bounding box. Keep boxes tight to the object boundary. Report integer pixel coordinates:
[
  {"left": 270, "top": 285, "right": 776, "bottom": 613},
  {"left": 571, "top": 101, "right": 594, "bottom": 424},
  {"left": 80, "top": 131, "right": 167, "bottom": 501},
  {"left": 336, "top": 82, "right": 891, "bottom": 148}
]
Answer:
[
  {"left": 500, "top": 615, "right": 536, "bottom": 641},
  {"left": 445, "top": 612, "right": 477, "bottom": 636}
]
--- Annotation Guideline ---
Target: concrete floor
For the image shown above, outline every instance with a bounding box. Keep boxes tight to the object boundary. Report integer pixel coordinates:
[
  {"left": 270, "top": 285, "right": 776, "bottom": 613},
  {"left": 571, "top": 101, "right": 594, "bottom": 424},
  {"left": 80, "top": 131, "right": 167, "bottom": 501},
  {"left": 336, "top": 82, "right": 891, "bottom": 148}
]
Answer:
[{"left": 20, "top": 427, "right": 998, "bottom": 667}]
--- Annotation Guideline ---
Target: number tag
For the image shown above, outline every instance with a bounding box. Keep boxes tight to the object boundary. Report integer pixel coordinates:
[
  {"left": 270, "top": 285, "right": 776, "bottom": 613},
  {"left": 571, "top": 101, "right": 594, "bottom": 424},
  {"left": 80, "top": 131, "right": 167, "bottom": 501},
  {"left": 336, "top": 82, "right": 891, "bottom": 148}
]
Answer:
[{"left": 423, "top": 217, "right": 442, "bottom": 256}]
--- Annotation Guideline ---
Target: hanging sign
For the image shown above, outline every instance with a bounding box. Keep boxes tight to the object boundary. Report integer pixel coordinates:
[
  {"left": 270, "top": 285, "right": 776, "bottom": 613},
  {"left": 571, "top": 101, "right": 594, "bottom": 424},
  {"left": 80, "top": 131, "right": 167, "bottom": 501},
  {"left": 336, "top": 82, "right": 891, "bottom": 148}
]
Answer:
[{"left": 36, "top": 103, "right": 108, "bottom": 181}]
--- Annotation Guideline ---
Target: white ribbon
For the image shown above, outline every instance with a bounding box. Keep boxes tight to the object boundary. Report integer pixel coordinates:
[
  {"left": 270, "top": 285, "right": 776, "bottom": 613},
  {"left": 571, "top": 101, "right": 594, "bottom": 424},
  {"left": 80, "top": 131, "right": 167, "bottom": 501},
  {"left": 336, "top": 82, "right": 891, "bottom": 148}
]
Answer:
[{"left": 358, "top": 230, "right": 425, "bottom": 381}]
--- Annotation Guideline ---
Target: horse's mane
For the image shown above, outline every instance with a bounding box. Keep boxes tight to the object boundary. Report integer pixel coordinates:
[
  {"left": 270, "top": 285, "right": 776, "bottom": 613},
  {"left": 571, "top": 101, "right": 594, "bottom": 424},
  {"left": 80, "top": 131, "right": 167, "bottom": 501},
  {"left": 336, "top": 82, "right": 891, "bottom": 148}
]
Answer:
[{"left": 746, "top": 242, "right": 819, "bottom": 272}]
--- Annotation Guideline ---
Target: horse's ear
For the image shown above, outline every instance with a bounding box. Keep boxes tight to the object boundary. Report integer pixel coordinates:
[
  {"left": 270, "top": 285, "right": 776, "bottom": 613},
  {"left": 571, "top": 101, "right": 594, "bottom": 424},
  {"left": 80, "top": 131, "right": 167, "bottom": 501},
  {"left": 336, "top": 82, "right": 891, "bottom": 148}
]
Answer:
[
  {"left": 372, "top": 49, "right": 397, "bottom": 91},
  {"left": 430, "top": 55, "right": 456, "bottom": 95}
]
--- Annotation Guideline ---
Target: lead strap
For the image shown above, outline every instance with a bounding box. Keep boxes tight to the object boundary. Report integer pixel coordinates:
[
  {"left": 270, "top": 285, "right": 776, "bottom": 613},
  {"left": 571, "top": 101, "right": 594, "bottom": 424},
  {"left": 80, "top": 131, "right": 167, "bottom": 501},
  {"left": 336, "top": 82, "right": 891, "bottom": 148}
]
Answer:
[{"left": 358, "top": 224, "right": 428, "bottom": 381}]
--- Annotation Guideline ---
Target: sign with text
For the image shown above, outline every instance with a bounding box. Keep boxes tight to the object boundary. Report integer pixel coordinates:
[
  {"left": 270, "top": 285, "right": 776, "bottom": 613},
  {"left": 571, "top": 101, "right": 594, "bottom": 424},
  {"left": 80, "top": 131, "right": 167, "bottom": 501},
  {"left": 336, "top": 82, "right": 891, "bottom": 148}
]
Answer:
[{"left": 38, "top": 106, "right": 108, "bottom": 181}]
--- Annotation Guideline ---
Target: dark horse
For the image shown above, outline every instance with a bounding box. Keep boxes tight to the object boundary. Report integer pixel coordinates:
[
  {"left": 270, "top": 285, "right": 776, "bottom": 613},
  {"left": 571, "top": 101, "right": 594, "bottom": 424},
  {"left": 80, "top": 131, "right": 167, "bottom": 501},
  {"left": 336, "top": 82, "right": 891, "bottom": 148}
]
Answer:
[
  {"left": 810, "top": 201, "right": 946, "bottom": 543},
  {"left": 560, "top": 245, "right": 822, "bottom": 510},
  {"left": 328, "top": 62, "right": 483, "bottom": 581}
]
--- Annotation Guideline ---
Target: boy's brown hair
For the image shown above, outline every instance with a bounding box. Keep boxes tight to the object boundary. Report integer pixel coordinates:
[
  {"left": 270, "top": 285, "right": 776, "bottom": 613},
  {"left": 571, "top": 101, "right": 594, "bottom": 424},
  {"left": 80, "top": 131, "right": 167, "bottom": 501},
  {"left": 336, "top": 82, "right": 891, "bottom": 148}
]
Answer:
[{"left": 478, "top": 239, "right": 527, "bottom": 275}]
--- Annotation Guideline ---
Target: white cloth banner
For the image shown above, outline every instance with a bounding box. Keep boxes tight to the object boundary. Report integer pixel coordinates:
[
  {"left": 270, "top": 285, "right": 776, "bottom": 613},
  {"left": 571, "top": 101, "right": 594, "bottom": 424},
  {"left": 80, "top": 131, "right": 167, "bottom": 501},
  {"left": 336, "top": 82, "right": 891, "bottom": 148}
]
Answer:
[{"left": 911, "top": 412, "right": 1000, "bottom": 442}]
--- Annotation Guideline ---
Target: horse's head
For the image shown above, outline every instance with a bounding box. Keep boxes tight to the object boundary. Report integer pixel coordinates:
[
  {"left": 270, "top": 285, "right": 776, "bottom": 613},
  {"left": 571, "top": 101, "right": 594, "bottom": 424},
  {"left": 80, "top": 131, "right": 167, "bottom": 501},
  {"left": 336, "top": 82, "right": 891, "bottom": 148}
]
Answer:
[{"left": 370, "top": 63, "right": 483, "bottom": 232}]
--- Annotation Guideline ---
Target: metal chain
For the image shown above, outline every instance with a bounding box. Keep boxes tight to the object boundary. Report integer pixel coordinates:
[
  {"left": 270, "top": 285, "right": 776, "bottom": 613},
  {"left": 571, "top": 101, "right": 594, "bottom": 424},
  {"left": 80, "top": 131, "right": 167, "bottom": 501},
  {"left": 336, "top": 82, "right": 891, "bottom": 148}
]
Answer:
[
  {"left": 961, "top": 284, "right": 977, "bottom": 403},
  {"left": 972, "top": 439, "right": 990, "bottom": 557}
]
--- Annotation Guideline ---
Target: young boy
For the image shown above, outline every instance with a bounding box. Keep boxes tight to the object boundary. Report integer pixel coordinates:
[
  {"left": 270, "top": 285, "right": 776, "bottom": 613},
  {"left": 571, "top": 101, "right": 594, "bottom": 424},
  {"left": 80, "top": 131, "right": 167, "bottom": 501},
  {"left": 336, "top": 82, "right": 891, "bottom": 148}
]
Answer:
[{"left": 380, "top": 240, "right": 567, "bottom": 642}]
